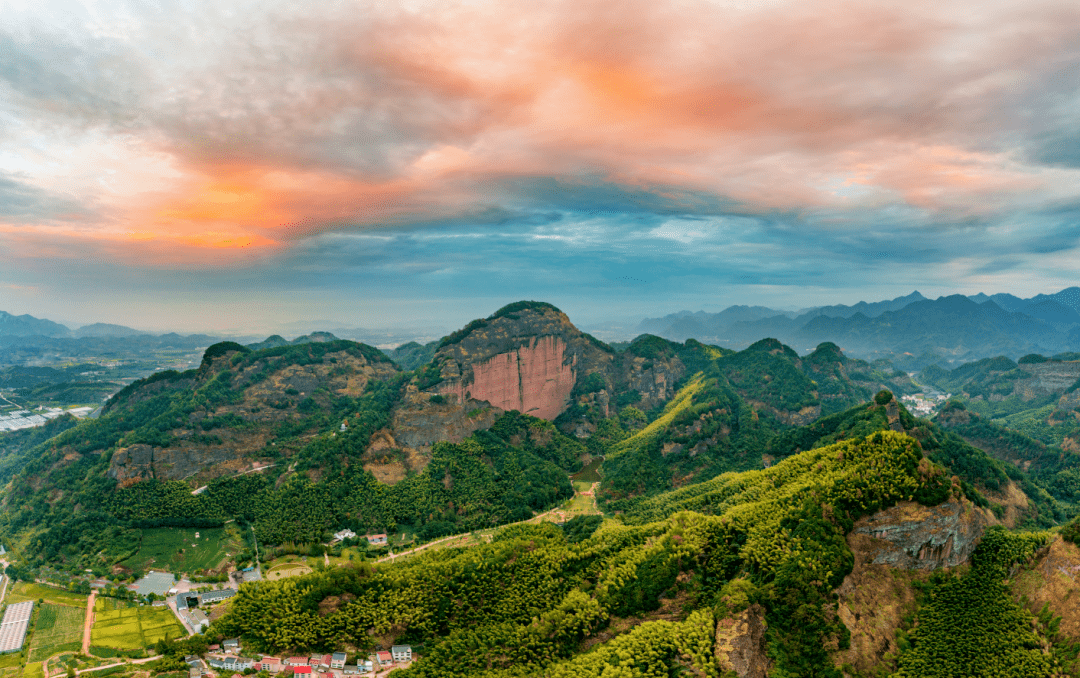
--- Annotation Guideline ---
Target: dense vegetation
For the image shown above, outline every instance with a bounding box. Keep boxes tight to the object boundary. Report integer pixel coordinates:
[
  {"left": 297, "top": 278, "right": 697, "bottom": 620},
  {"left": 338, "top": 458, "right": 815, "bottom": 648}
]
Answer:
[
  {"left": 0, "top": 339, "right": 584, "bottom": 568},
  {"left": 213, "top": 431, "right": 952, "bottom": 677},
  {"left": 894, "top": 528, "right": 1061, "bottom": 677}
]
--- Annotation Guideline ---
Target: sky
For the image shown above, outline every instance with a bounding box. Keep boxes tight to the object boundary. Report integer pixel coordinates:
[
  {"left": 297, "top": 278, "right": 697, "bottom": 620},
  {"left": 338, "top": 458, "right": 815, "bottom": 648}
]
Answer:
[{"left": 2, "top": 0, "right": 1080, "bottom": 336}]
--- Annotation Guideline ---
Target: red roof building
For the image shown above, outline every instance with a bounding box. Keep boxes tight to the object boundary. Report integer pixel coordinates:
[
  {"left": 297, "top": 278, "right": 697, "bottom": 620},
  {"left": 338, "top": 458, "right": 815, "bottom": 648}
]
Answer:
[
  {"left": 292, "top": 667, "right": 312, "bottom": 675},
  {"left": 376, "top": 651, "right": 392, "bottom": 665},
  {"left": 285, "top": 657, "right": 308, "bottom": 666}
]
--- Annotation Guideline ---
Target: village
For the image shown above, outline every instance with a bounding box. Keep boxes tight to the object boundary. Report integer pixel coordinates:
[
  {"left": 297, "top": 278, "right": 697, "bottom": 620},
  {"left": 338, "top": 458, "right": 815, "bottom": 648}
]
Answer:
[{"left": 188, "top": 639, "right": 415, "bottom": 678}]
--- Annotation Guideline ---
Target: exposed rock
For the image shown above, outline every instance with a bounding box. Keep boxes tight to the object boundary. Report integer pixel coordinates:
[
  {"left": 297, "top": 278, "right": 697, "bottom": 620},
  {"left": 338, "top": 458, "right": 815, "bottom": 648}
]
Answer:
[
  {"left": 1014, "top": 361, "right": 1080, "bottom": 400},
  {"left": 440, "top": 335, "right": 575, "bottom": 421},
  {"left": 106, "top": 343, "right": 398, "bottom": 483},
  {"left": 833, "top": 545, "right": 928, "bottom": 673},
  {"left": 1010, "top": 536, "right": 1080, "bottom": 643},
  {"left": 848, "top": 498, "right": 993, "bottom": 569},
  {"left": 390, "top": 387, "right": 501, "bottom": 452},
  {"left": 714, "top": 604, "right": 770, "bottom": 678},
  {"left": 431, "top": 304, "right": 620, "bottom": 423},
  {"left": 109, "top": 441, "right": 266, "bottom": 484}
]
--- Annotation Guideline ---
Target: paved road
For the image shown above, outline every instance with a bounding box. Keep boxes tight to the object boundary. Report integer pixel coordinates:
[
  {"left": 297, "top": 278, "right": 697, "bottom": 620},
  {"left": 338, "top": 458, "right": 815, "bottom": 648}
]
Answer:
[{"left": 81, "top": 590, "right": 96, "bottom": 654}]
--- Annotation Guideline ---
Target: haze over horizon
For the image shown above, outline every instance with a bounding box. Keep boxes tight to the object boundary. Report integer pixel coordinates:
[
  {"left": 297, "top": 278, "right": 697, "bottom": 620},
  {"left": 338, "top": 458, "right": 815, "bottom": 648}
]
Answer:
[{"left": 3, "top": 0, "right": 1080, "bottom": 334}]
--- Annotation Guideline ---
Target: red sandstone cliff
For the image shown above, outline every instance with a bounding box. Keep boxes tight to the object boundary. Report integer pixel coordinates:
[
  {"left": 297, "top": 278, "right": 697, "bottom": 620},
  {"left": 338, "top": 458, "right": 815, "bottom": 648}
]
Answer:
[{"left": 441, "top": 335, "right": 576, "bottom": 421}]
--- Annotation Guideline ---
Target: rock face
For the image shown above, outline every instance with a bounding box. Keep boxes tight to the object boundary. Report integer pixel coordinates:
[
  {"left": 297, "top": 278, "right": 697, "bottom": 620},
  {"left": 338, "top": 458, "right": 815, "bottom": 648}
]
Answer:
[
  {"left": 105, "top": 342, "right": 398, "bottom": 483},
  {"left": 848, "top": 499, "right": 992, "bottom": 569},
  {"left": 714, "top": 604, "right": 770, "bottom": 678},
  {"left": 432, "top": 304, "right": 616, "bottom": 422},
  {"left": 833, "top": 497, "right": 994, "bottom": 672},
  {"left": 441, "top": 335, "right": 576, "bottom": 421},
  {"left": 362, "top": 386, "right": 502, "bottom": 484},
  {"left": 1016, "top": 361, "right": 1080, "bottom": 399}
]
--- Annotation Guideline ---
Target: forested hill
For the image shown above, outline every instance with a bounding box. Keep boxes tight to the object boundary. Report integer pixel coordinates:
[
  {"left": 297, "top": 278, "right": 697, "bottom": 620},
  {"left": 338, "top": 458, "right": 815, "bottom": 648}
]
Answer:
[{"left": 210, "top": 430, "right": 1080, "bottom": 677}]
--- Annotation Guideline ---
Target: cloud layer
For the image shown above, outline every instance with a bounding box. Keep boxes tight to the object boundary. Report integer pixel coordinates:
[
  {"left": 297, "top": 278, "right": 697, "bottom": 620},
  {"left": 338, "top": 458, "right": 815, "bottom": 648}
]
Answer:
[{"left": 2, "top": 0, "right": 1080, "bottom": 330}]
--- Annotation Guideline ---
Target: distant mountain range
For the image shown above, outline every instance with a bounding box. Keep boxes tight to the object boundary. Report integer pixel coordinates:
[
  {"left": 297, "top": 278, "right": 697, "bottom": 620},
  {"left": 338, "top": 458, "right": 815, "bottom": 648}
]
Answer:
[
  {"left": 0, "top": 311, "right": 147, "bottom": 339},
  {"left": 638, "top": 288, "right": 1080, "bottom": 366}
]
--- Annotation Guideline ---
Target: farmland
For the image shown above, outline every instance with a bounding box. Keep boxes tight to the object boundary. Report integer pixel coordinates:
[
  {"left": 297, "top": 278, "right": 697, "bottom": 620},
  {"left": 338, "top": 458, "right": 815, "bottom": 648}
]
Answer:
[
  {"left": 27, "top": 603, "right": 83, "bottom": 661},
  {"left": 5, "top": 582, "right": 87, "bottom": 608},
  {"left": 122, "top": 526, "right": 242, "bottom": 574},
  {"left": 90, "top": 598, "right": 185, "bottom": 651}
]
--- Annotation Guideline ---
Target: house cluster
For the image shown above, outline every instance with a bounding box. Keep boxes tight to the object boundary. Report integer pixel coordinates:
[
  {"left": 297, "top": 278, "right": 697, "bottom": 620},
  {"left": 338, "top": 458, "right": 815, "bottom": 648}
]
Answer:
[
  {"left": 190, "top": 639, "right": 414, "bottom": 677},
  {"left": 174, "top": 588, "right": 238, "bottom": 631},
  {"left": 900, "top": 392, "right": 951, "bottom": 416}
]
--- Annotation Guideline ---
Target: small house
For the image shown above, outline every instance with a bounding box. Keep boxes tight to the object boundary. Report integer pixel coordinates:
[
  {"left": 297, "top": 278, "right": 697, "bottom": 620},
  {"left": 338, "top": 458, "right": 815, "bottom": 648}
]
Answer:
[
  {"left": 366, "top": 534, "right": 388, "bottom": 546},
  {"left": 391, "top": 646, "right": 412, "bottom": 663},
  {"left": 223, "top": 638, "right": 241, "bottom": 653},
  {"left": 291, "top": 667, "right": 312, "bottom": 676},
  {"left": 259, "top": 658, "right": 281, "bottom": 671},
  {"left": 285, "top": 657, "right": 308, "bottom": 667},
  {"left": 375, "top": 651, "right": 392, "bottom": 666},
  {"left": 330, "top": 653, "right": 347, "bottom": 669},
  {"left": 342, "top": 666, "right": 359, "bottom": 675}
]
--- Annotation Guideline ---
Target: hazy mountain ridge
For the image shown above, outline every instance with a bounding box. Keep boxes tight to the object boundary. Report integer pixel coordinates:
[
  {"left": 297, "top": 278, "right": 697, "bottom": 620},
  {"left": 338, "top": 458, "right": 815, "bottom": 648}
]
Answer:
[{"left": 639, "top": 288, "right": 1080, "bottom": 366}]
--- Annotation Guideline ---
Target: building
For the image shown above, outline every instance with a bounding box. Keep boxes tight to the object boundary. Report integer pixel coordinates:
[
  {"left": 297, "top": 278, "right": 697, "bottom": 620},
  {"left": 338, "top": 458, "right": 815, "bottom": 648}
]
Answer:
[
  {"left": 291, "top": 667, "right": 312, "bottom": 676},
  {"left": 375, "top": 652, "right": 392, "bottom": 666},
  {"left": 360, "top": 660, "right": 373, "bottom": 673},
  {"left": 333, "top": 529, "right": 357, "bottom": 542},
  {"left": 0, "top": 601, "right": 34, "bottom": 654},
  {"left": 285, "top": 657, "right": 308, "bottom": 667},
  {"left": 391, "top": 646, "right": 412, "bottom": 663},
  {"left": 366, "top": 534, "right": 388, "bottom": 546},
  {"left": 258, "top": 657, "right": 281, "bottom": 671},
  {"left": 223, "top": 638, "right": 240, "bottom": 653},
  {"left": 199, "top": 588, "right": 237, "bottom": 604},
  {"left": 330, "top": 653, "right": 347, "bottom": 669},
  {"left": 342, "top": 666, "right": 359, "bottom": 675}
]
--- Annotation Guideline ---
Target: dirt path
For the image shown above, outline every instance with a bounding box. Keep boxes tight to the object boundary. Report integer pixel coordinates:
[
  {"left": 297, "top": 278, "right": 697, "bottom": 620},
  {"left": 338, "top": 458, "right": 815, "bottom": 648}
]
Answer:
[
  {"left": 81, "top": 590, "right": 96, "bottom": 654},
  {"left": 376, "top": 483, "right": 593, "bottom": 564},
  {"left": 74, "top": 656, "right": 159, "bottom": 675}
]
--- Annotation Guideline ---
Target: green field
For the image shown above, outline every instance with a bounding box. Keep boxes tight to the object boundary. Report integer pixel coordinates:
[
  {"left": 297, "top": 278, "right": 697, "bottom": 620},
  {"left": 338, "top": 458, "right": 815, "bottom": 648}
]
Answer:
[
  {"left": 20, "top": 663, "right": 42, "bottom": 678},
  {"left": 5, "top": 582, "right": 88, "bottom": 608},
  {"left": 122, "top": 526, "right": 240, "bottom": 573},
  {"left": 570, "top": 457, "right": 603, "bottom": 483},
  {"left": 90, "top": 604, "right": 184, "bottom": 650},
  {"left": 265, "top": 563, "right": 313, "bottom": 580},
  {"left": 27, "top": 603, "right": 84, "bottom": 661}
]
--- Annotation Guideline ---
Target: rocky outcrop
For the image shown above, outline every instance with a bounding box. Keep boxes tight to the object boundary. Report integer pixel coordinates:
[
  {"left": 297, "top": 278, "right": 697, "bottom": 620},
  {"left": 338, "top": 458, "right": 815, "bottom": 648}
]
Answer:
[
  {"left": 848, "top": 499, "right": 992, "bottom": 569},
  {"left": 440, "top": 335, "right": 575, "bottom": 421},
  {"left": 106, "top": 342, "right": 398, "bottom": 483},
  {"left": 1015, "top": 361, "right": 1080, "bottom": 400},
  {"left": 432, "top": 304, "right": 616, "bottom": 422},
  {"left": 109, "top": 442, "right": 267, "bottom": 484},
  {"left": 366, "top": 386, "right": 502, "bottom": 484},
  {"left": 714, "top": 604, "right": 770, "bottom": 678}
]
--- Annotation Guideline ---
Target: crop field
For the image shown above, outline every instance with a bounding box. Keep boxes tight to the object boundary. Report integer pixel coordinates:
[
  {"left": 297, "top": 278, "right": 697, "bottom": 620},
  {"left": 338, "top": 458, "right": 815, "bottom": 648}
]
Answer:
[
  {"left": 91, "top": 604, "right": 184, "bottom": 650},
  {"left": 5, "top": 582, "right": 87, "bottom": 608},
  {"left": 19, "top": 663, "right": 42, "bottom": 678},
  {"left": 266, "top": 564, "right": 313, "bottom": 580},
  {"left": 122, "top": 526, "right": 240, "bottom": 573},
  {"left": 27, "top": 603, "right": 84, "bottom": 661}
]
